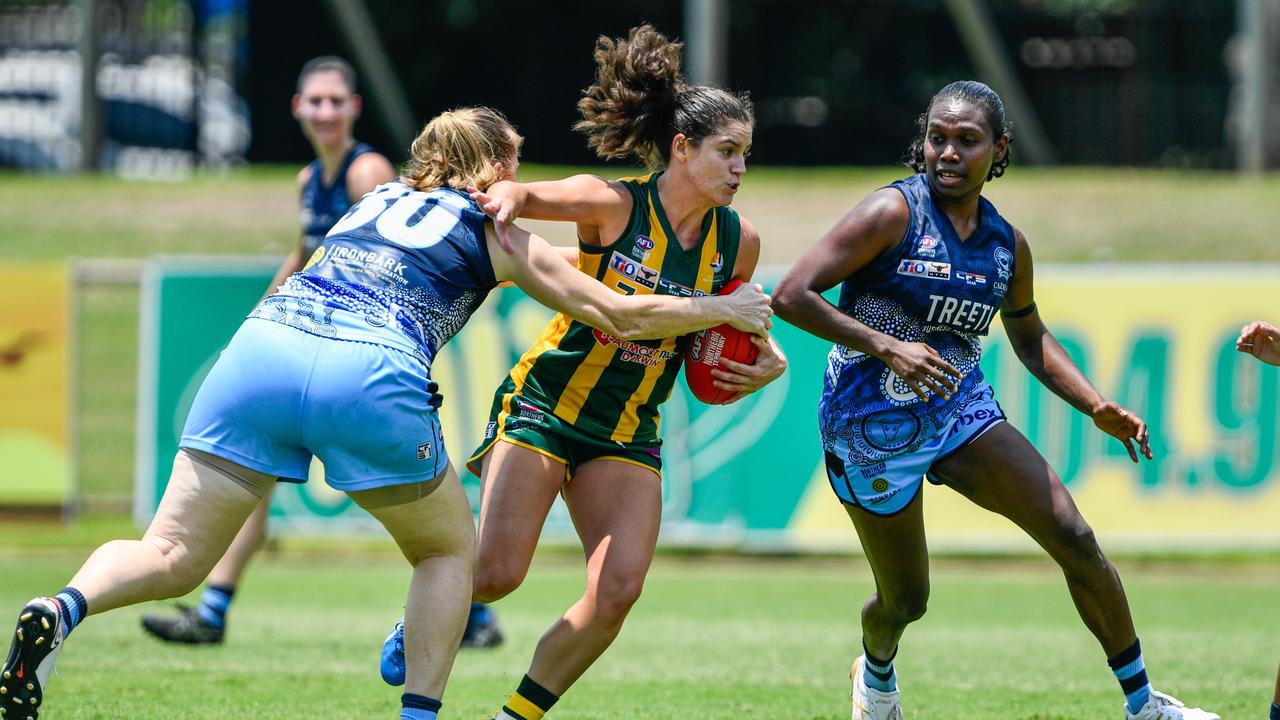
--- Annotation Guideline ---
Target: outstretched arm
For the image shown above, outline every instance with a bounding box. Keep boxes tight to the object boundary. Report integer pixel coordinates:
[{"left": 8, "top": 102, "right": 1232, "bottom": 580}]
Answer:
[
  {"left": 487, "top": 222, "right": 772, "bottom": 341},
  {"left": 471, "top": 175, "right": 633, "bottom": 253},
  {"left": 1000, "top": 228, "right": 1152, "bottom": 463}
]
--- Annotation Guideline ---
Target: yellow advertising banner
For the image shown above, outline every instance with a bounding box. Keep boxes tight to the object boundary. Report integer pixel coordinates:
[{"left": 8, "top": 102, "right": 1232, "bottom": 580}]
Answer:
[
  {"left": 792, "top": 267, "right": 1280, "bottom": 551},
  {"left": 0, "top": 263, "right": 71, "bottom": 506}
]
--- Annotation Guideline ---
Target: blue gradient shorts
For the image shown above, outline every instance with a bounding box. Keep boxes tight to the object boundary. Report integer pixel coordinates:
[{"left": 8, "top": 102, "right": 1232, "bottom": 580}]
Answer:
[
  {"left": 180, "top": 317, "right": 447, "bottom": 492},
  {"left": 823, "top": 383, "right": 1005, "bottom": 516}
]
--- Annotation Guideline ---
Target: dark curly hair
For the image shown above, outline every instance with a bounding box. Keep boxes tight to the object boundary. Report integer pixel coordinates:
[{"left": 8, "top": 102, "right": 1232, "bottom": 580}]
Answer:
[
  {"left": 574, "top": 24, "right": 754, "bottom": 169},
  {"left": 905, "top": 80, "right": 1012, "bottom": 181}
]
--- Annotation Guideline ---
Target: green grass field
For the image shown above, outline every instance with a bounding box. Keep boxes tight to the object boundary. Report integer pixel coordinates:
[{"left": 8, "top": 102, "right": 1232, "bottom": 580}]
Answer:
[{"left": 0, "top": 551, "right": 1274, "bottom": 719}]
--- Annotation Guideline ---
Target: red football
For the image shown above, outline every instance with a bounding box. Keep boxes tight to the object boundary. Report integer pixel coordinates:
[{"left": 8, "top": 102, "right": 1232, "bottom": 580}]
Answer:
[{"left": 683, "top": 280, "right": 761, "bottom": 405}]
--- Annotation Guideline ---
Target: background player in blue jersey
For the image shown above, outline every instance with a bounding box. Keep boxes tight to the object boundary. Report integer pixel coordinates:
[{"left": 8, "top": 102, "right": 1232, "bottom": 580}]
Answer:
[
  {"left": 1235, "top": 320, "right": 1280, "bottom": 720},
  {"left": 0, "top": 106, "right": 771, "bottom": 720},
  {"left": 139, "top": 55, "right": 402, "bottom": 647},
  {"left": 773, "top": 81, "right": 1218, "bottom": 720}
]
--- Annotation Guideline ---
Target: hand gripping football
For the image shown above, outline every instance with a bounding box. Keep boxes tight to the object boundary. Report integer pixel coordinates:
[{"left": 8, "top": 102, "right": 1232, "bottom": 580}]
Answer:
[{"left": 683, "top": 279, "right": 761, "bottom": 405}]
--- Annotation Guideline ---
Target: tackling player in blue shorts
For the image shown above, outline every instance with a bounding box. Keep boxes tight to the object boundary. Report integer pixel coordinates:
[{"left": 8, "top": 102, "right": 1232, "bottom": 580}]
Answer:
[
  {"left": 0, "top": 106, "right": 772, "bottom": 720},
  {"left": 138, "top": 55, "right": 406, "bottom": 648},
  {"left": 1236, "top": 320, "right": 1280, "bottom": 720},
  {"left": 773, "top": 80, "right": 1218, "bottom": 720}
]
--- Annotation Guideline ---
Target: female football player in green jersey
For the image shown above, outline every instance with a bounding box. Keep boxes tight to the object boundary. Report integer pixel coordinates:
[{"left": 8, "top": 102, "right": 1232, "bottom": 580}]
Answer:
[{"left": 466, "top": 24, "right": 785, "bottom": 720}]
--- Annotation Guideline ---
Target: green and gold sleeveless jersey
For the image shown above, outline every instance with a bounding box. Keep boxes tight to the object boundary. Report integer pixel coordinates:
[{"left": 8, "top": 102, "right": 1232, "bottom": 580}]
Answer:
[{"left": 497, "top": 171, "right": 742, "bottom": 444}]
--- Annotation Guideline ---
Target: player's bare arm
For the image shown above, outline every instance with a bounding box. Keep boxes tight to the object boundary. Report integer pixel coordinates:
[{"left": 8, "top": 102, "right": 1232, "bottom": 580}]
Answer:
[
  {"left": 486, "top": 222, "right": 771, "bottom": 340},
  {"left": 1000, "top": 227, "right": 1151, "bottom": 462}
]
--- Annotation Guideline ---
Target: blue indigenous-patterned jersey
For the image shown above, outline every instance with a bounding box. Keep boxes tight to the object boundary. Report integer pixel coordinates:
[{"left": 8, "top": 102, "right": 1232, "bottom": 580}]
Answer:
[
  {"left": 255, "top": 180, "right": 498, "bottom": 367},
  {"left": 299, "top": 142, "right": 376, "bottom": 255},
  {"left": 819, "top": 173, "right": 1017, "bottom": 465}
]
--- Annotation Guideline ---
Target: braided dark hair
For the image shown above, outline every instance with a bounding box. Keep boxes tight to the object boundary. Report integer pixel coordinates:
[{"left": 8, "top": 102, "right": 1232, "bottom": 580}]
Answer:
[
  {"left": 574, "top": 24, "right": 753, "bottom": 169},
  {"left": 905, "top": 80, "right": 1012, "bottom": 181}
]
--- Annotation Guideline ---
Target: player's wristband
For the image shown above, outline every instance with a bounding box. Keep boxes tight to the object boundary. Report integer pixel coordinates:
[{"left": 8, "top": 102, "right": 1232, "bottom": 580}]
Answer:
[{"left": 1000, "top": 301, "right": 1037, "bottom": 319}]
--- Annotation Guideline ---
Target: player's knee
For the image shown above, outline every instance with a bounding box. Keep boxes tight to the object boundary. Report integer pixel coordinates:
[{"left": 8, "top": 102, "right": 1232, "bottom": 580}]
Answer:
[
  {"left": 592, "top": 570, "right": 646, "bottom": 624},
  {"left": 885, "top": 589, "right": 929, "bottom": 624},
  {"left": 472, "top": 562, "right": 524, "bottom": 603},
  {"left": 1058, "top": 520, "right": 1104, "bottom": 568},
  {"left": 138, "top": 537, "right": 206, "bottom": 597}
]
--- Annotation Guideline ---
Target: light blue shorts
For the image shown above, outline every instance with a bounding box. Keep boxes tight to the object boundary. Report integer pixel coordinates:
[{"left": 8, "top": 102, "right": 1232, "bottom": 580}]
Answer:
[
  {"left": 180, "top": 317, "right": 447, "bottom": 492},
  {"left": 824, "top": 384, "right": 1005, "bottom": 516}
]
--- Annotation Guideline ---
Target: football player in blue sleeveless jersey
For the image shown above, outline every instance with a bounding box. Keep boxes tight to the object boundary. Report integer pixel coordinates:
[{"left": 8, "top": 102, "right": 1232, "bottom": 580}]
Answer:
[
  {"left": 138, "top": 56, "right": 403, "bottom": 647},
  {"left": 774, "top": 81, "right": 1218, "bottom": 720},
  {"left": 0, "top": 107, "right": 771, "bottom": 720},
  {"left": 1235, "top": 320, "right": 1280, "bottom": 720}
]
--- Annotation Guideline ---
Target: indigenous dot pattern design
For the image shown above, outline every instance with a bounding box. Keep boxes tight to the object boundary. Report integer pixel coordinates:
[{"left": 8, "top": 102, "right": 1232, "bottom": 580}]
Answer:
[{"left": 819, "top": 173, "right": 1017, "bottom": 466}]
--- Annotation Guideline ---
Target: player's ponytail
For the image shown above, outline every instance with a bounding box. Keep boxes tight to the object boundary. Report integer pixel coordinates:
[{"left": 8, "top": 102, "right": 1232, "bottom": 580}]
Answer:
[
  {"left": 404, "top": 107, "right": 523, "bottom": 192},
  {"left": 905, "top": 80, "right": 1013, "bottom": 181},
  {"left": 575, "top": 24, "right": 753, "bottom": 169}
]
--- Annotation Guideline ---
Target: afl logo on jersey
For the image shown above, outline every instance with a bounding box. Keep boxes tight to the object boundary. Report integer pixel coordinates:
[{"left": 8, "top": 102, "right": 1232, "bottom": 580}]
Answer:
[
  {"left": 710, "top": 252, "right": 724, "bottom": 272},
  {"left": 860, "top": 409, "right": 921, "bottom": 452},
  {"left": 916, "top": 234, "right": 939, "bottom": 257},
  {"left": 993, "top": 246, "right": 1013, "bottom": 280},
  {"left": 635, "top": 236, "right": 655, "bottom": 251}
]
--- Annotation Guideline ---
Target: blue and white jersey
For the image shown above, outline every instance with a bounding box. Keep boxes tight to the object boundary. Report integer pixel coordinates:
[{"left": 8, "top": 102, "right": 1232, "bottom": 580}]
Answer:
[
  {"left": 255, "top": 180, "right": 498, "bottom": 368},
  {"left": 819, "top": 173, "right": 1017, "bottom": 466},
  {"left": 299, "top": 142, "right": 376, "bottom": 255}
]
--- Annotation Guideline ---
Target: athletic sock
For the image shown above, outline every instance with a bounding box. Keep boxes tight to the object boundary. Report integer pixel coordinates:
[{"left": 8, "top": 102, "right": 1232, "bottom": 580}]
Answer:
[
  {"left": 195, "top": 584, "right": 235, "bottom": 629},
  {"left": 1270, "top": 702, "right": 1280, "bottom": 720},
  {"left": 52, "top": 587, "right": 87, "bottom": 638},
  {"left": 498, "top": 674, "right": 559, "bottom": 720},
  {"left": 400, "top": 693, "right": 441, "bottom": 720},
  {"left": 1107, "top": 638, "right": 1151, "bottom": 714},
  {"left": 862, "top": 640, "right": 898, "bottom": 693}
]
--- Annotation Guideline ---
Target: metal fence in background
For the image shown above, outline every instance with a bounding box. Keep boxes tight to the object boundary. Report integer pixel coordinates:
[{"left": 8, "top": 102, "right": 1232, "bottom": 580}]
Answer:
[{"left": 0, "top": 0, "right": 249, "bottom": 177}]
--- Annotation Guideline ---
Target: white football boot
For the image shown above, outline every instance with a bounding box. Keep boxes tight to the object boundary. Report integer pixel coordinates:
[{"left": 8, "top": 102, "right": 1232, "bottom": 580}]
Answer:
[
  {"left": 850, "top": 655, "right": 903, "bottom": 720},
  {"left": 0, "top": 597, "right": 65, "bottom": 720},
  {"left": 1125, "top": 690, "right": 1220, "bottom": 720}
]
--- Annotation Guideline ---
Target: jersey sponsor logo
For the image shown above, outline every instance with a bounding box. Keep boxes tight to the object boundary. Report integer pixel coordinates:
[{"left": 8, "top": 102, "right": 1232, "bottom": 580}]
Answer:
[
  {"left": 865, "top": 484, "right": 904, "bottom": 506},
  {"left": 658, "top": 278, "right": 695, "bottom": 297},
  {"left": 634, "top": 265, "right": 660, "bottom": 289},
  {"left": 591, "top": 329, "right": 678, "bottom": 367},
  {"left": 609, "top": 251, "right": 638, "bottom": 279},
  {"left": 516, "top": 399, "right": 545, "bottom": 423},
  {"left": 926, "top": 294, "right": 998, "bottom": 332},
  {"left": 957, "top": 406, "right": 1002, "bottom": 427},
  {"left": 994, "top": 281, "right": 1009, "bottom": 295},
  {"left": 993, "top": 246, "right": 1013, "bottom": 280},
  {"left": 870, "top": 478, "right": 891, "bottom": 493},
  {"left": 956, "top": 271, "right": 987, "bottom": 285},
  {"left": 859, "top": 462, "right": 887, "bottom": 480},
  {"left": 860, "top": 409, "right": 922, "bottom": 452},
  {"left": 416, "top": 442, "right": 433, "bottom": 460},
  {"left": 897, "top": 259, "right": 951, "bottom": 280},
  {"left": 635, "top": 236, "right": 655, "bottom": 251},
  {"left": 484, "top": 420, "right": 498, "bottom": 440}
]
